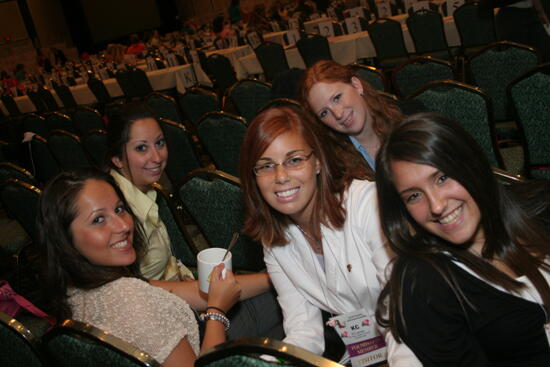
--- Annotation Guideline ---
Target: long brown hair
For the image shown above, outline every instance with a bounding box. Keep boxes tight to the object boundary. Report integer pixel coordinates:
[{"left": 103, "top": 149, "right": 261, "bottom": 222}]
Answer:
[
  {"left": 299, "top": 60, "right": 403, "bottom": 140},
  {"left": 38, "top": 169, "right": 146, "bottom": 321},
  {"left": 375, "top": 113, "right": 550, "bottom": 341},
  {"left": 239, "top": 105, "right": 368, "bottom": 246}
]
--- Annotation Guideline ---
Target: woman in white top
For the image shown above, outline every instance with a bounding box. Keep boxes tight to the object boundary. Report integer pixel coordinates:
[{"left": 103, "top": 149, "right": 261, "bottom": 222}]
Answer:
[
  {"left": 375, "top": 112, "right": 550, "bottom": 366},
  {"left": 39, "top": 169, "right": 249, "bottom": 366},
  {"left": 238, "top": 104, "right": 419, "bottom": 364}
]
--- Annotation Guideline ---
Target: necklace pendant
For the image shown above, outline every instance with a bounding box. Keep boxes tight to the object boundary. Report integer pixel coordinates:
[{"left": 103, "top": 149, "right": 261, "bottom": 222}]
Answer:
[{"left": 296, "top": 223, "right": 323, "bottom": 252}]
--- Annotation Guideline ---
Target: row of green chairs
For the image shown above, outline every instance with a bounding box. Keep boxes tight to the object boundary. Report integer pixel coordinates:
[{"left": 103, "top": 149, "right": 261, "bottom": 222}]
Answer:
[
  {"left": 252, "top": 3, "right": 497, "bottom": 77},
  {"left": 402, "top": 62, "right": 550, "bottom": 179},
  {"left": 28, "top": 129, "right": 106, "bottom": 184},
  {"left": 356, "top": 40, "right": 538, "bottom": 106},
  {"left": 363, "top": 2, "right": 498, "bottom": 69},
  {"left": 1, "top": 312, "right": 342, "bottom": 367},
  {"left": 149, "top": 79, "right": 272, "bottom": 129},
  {"left": 3, "top": 106, "right": 104, "bottom": 144}
]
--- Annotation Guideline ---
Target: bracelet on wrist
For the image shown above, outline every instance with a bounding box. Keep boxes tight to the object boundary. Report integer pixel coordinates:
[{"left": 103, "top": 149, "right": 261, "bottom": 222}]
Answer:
[
  {"left": 206, "top": 306, "right": 226, "bottom": 315},
  {"left": 200, "top": 312, "right": 230, "bottom": 331}
]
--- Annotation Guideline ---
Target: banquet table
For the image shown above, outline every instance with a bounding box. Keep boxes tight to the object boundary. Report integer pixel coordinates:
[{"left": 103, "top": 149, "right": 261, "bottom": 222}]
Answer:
[
  {"left": 262, "top": 30, "right": 289, "bottom": 46},
  {"left": 303, "top": 17, "right": 334, "bottom": 34},
  {"left": 237, "top": 14, "right": 460, "bottom": 77},
  {"left": 0, "top": 64, "right": 199, "bottom": 115}
]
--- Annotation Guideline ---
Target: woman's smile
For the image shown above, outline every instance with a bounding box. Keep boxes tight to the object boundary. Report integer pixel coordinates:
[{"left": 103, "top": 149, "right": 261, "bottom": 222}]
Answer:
[
  {"left": 256, "top": 131, "right": 320, "bottom": 225},
  {"left": 392, "top": 160, "right": 484, "bottom": 248},
  {"left": 275, "top": 187, "right": 300, "bottom": 200}
]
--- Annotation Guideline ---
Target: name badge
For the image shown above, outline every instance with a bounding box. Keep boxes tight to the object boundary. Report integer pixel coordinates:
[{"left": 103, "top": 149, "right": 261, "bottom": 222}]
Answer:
[{"left": 327, "top": 308, "right": 387, "bottom": 367}]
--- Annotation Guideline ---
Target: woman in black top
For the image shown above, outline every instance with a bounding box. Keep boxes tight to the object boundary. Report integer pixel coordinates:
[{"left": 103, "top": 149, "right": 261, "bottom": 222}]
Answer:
[{"left": 375, "top": 112, "right": 550, "bottom": 366}]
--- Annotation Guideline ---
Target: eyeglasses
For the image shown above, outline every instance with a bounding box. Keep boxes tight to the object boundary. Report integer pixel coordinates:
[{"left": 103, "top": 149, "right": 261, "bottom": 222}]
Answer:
[{"left": 253, "top": 151, "right": 315, "bottom": 177}]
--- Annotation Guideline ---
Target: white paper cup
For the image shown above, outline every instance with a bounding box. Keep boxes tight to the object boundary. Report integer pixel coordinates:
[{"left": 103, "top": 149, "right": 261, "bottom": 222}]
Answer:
[{"left": 197, "top": 248, "right": 232, "bottom": 293}]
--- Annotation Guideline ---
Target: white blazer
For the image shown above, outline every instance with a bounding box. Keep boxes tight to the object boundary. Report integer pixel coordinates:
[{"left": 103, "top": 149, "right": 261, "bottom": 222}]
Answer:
[{"left": 263, "top": 180, "right": 422, "bottom": 366}]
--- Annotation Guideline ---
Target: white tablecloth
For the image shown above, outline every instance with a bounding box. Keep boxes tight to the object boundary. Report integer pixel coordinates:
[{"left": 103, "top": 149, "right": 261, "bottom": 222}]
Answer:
[
  {"left": 237, "top": 15, "right": 460, "bottom": 77},
  {"left": 303, "top": 17, "right": 334, "bottom": 34},
  {"left": 263, "top": 30, "right": 289, "bottom": 46},
  {"left": 0, "top": 64, "right": 198, "bottom": 115}
]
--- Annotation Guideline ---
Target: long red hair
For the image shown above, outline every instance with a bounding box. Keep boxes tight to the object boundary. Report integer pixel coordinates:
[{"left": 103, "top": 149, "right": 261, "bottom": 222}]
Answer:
[
  {"left": 299, "top": 60, "right": 402, "bottom": 139},
  {"left": 239, "top": 105, "right": 367, "bottom": 246}
]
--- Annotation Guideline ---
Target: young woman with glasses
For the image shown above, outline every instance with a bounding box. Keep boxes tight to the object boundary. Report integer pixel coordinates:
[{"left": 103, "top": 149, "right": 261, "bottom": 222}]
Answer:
[{"left": 239, "top": 105, "right": 420, "bottom": 365}]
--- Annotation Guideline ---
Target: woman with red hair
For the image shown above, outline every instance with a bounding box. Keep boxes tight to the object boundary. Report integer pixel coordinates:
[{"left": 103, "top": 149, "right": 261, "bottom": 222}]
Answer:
[
  {"left": 300, "top": 60, "right": 404, "bottom": 173},
  {"left": 239, "top": 104, "right": 421, "bottom": 365}
]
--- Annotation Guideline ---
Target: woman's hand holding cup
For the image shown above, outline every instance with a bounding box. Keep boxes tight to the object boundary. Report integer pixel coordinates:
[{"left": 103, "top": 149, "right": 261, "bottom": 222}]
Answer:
[{"left": 206, "top": 264, "right": 241, "bottom": 313}]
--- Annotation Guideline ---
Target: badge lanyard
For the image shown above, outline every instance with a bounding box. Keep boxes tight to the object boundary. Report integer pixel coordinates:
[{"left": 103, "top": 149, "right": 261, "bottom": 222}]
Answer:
[
  {"left": 301, "top": 228, "right": 387, "bottom": 367},
  {"left": 327, "top": 309, "right": 387, "bottom": 367}
]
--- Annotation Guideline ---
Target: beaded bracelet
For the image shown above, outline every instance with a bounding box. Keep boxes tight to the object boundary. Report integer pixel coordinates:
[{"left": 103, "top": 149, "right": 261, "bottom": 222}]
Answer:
[
  {"left": 200, "top": 312, "right": 231, "bottom": 331},
  {"left": 206, "top": 306, "right": 227, "bottom": 316}
]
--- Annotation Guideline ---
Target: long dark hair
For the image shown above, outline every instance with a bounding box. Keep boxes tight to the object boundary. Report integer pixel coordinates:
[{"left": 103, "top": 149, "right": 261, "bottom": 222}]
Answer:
[
  {"left": 375, "top": 113, "right": 550, "bottom": 341},
  {"left": 38, "top": 169, "right": 146, "bottom": 321},
  {"left": 239, "top": 105, "right": 369, "bottom": 246},
  {"left": 104, "top": 103, "right": 159, "bottom": 175}
]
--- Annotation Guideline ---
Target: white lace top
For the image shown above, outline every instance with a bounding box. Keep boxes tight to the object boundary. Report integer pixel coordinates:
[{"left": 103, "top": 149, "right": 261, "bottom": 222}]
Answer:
[{"left": 68, "top": 277, "right": 200, "bottom": 363}]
